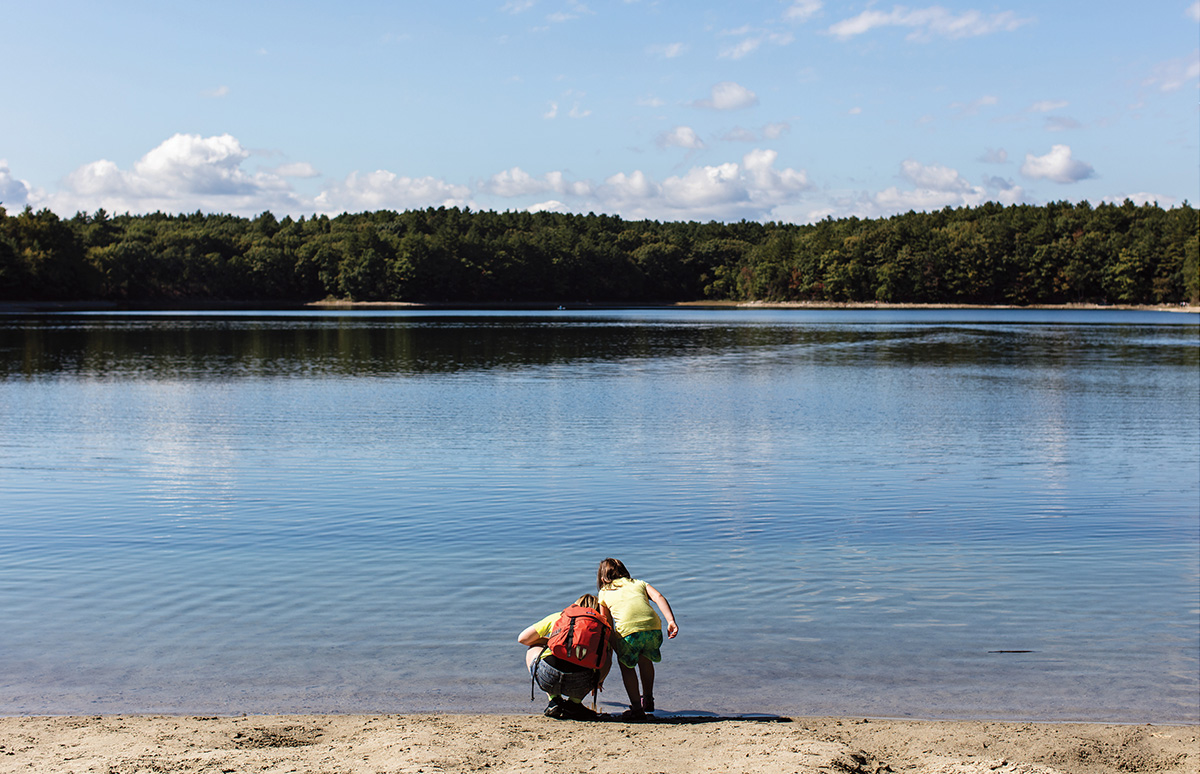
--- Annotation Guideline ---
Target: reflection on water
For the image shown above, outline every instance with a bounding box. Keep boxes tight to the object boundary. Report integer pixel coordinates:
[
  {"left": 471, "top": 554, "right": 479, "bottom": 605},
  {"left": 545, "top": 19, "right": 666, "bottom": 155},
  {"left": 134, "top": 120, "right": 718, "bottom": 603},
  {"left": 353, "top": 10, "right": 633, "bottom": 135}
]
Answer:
[
  {"left": 3, "top": 310, "right": 1197, "bottom": 380},
  {"left": 0, "top": 309, "right": 1197, "bottom": 721}
]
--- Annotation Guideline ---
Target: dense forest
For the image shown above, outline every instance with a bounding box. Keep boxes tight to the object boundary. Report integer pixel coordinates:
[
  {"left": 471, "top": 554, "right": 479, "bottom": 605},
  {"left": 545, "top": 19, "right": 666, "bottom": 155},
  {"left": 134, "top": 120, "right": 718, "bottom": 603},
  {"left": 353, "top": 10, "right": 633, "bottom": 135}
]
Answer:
[{"left": 1, "top": 200, "right": 1196, "bottom": 306}]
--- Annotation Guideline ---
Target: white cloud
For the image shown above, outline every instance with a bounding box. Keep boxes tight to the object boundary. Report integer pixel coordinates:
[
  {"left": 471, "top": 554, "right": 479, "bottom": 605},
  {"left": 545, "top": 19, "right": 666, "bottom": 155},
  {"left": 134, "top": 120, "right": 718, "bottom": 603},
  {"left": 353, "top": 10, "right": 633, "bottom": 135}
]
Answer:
[
  {"left": 1044, "top": 116, "right": 1082, "bottom": 132},
  {"left": 871, "top": 185, "right": 978, "bottom": 212},
  {"left": 1103, "top": 192, "right": 1177, "bottom": 207},
  {"left": 1029, "top": 99, "right": 1068, "bottom": 113},
  {"left": 1144, "top": 51, "right": 1200, "bottom": 92},
  {"left": 900, "top": 159, "right": 974, "bottom": 193},
  {"left": 1020, "top": 144, "right": 1095, "bottom": 184},
  {"left": 601, "top": 170, "right": 661, "bottom": 207},
  {"left": 600, "top": 150, "right": 810, "bottom": 220},
  {"left": 829, "top": 6, "right": 1032, "bottom": 42},
  {"left": 40, "top": 133, "right": 307, "bottom": 216},
  {"left": 483, "top": 167, "right": 549, "bottom": 197},
  {"left": 274, "top": 162, "right": 320, "bottom": 178},
  {"left": 720, "top": 37, "right": 762, "bottom": 60},
  {"left": 950, "top": 95, "right": 998, "bottom": 116},
  {"left": 722, "top": 128, "right": 757, "bottom": 143},
  {"left": 784, "top": 0, "right": 823, "bottom": 22},
  {"left": 481, "top": 167, "right": 592, "bottom": 198},
  {"left": 544, "top": 89, "right": 591, "bottom": 120},
  {"left": 983, "top": 176, "right": 1024, "bottom": 202},
  {"left": 695, "top": 81, "right": 759, "bottom": 110},
  {"left": 543, "top": 171, "right": 593, "bottom": 197},
  {"left": 64, "top": 160, "right": 126, "bottom": 198},
  {"left": 742, "top": 148, "right": 811, "bottom": 196},
  {"left": 658, "top": 126, "right": 706, "bottom": 150},
  {"left": 501, "top": 0, "right": 535, "bottom": 13},
  {"left": 648, "top": 42, "right": 686, "bottom": 58},
  {"left": 979, "top": 148, "right": 1008, "bottom": 164},
  {"left": 202, "top": 85, "right": 230, "bottom": 98},
  {"left": 315, "top": 170, "right": 471, "bottom": 214},
  {"left": 0, "top": 159, "right": 35, "bottom": 209},
  {"left": 661, "top": 162, "right": 745, "bottom": 209},
  {"left": 1188, "top": 2, "right": 1200, "bottom": 22},
  {"left": 136, "top": 133, "right": 253, "bottom": 191},
  {"left": 637, "top": 95, "right": 666, "bottom": 108},
  {"left": 721, "top": 122, "right": 791, "bottom": 143},
  {"left": 546, "top": 0, "right": 592, "bottom": 23},
  {"left": 763, "top": 122, "right": 790, "bottom": 139},
  {"left": 808, "top": 159, "right": 1025, "bottom": 222},
  {"left": 528, "top": 199, "right": 566, "bottom": 213},
  {"left": 718, "top": 27, "right": 794, "bottom": 60},
  {"left": 481, "top": 151, "right": 811, "bottom": 221}
]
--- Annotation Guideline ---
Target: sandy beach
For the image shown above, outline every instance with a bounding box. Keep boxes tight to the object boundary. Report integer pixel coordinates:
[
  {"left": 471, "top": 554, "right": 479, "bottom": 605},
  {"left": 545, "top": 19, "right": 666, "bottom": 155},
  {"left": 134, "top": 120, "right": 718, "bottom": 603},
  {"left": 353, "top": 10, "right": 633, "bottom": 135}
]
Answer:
[{"left": 0, "top": 713, "right": 1194, "bottom": 774}]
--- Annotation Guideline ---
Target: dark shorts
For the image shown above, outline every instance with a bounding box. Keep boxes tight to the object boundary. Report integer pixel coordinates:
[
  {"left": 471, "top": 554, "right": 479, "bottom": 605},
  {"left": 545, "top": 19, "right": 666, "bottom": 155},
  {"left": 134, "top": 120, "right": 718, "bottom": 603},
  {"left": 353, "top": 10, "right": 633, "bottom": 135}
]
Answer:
[{"left": 531, "top": 657, "right": 598, "bottom": 700}]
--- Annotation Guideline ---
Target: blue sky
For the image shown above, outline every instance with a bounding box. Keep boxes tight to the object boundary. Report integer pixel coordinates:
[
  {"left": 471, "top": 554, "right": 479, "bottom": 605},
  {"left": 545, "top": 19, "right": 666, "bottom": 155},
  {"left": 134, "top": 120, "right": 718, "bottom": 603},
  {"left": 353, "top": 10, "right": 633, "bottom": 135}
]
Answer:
[{"left": 2, "top": 1, "right": 1197, "bottom": 223}]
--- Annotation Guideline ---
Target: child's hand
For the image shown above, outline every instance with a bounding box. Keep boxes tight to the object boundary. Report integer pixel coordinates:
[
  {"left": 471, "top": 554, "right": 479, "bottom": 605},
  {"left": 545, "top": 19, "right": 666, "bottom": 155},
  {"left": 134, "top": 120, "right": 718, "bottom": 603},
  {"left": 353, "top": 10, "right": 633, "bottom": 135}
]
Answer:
[{"left": 667, "top": 621, "right": 678, "bottom": 639}]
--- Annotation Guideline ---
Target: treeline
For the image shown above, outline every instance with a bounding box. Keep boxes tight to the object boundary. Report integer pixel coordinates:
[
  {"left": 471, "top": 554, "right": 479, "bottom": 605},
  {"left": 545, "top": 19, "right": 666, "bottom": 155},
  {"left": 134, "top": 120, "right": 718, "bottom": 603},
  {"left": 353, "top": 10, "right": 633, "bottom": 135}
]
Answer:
[{"left": 1, "top": 200, "right": 1196, "bottom": 306}]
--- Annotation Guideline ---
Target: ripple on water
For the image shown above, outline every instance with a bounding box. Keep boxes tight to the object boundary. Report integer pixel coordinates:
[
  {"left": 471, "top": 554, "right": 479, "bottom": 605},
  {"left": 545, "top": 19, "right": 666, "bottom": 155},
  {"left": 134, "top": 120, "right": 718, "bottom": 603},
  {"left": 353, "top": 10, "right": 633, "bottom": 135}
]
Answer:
[{"left": 0, "top": 310, "right": 1196, "bottom": 720}]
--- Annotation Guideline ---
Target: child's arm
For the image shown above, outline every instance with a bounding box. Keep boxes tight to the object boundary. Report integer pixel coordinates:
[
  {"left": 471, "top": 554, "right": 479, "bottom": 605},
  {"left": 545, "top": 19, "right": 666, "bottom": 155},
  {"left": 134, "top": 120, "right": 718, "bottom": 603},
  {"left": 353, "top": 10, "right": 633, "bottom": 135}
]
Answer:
[
  {"left": 598, "top": 603, "right": 617, "bottom": 688},
  {"left": 645, "top": 584, "right": 678, "bottom": 639},
  {"left": 516, "top": 625, "right": 547, "bottom": 648}
]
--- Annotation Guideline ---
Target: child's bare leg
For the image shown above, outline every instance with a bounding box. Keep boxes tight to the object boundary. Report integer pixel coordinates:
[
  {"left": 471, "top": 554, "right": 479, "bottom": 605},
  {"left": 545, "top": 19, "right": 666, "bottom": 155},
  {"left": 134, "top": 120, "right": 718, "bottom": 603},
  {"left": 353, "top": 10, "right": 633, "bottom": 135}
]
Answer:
[
  {"left": 618, "top": 663, "right": 640, "bottom": 707},
  {"left": 637, "top": 657, "right": 655, "bottom": 704}
]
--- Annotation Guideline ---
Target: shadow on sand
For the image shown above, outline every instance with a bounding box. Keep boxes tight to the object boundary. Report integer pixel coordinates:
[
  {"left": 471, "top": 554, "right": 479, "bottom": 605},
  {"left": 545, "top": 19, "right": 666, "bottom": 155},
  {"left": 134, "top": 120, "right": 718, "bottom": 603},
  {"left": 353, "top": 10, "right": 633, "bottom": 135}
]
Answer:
[{"left": 592, "top": 711, "right": 791, "bottom": 725}]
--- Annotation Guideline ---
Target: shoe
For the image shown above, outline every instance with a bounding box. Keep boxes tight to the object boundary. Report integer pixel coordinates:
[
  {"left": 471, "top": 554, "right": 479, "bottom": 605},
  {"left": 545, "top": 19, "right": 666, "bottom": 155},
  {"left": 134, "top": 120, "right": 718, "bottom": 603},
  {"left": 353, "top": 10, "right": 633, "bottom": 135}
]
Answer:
[
  {"left": 561, "top": 701, "right": 598, "bottom": 721},
  {"left": 543, "top": 696, "right": 565, "bottom": 718},
  {"left": 618, "top": 708, "right": 646, "bottom": 722},
  {"left": 641, "top": 695, "right": 655, "bottom": 713}
]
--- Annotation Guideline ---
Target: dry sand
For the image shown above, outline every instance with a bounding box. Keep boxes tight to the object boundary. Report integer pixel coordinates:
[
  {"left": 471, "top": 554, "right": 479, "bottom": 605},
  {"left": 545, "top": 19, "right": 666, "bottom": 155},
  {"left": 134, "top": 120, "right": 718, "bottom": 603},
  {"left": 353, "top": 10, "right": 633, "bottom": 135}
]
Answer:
[{"left": 1, "top": 713, "right": 1194, "bottom": 774}]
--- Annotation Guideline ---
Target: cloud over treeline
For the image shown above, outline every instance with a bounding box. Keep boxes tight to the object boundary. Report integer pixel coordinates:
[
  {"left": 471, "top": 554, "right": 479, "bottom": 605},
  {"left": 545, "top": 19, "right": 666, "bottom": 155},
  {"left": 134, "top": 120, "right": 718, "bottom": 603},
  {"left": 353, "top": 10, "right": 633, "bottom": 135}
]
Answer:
[{"left": 11, "top": 133, "right": 1121, "bottom": 226}]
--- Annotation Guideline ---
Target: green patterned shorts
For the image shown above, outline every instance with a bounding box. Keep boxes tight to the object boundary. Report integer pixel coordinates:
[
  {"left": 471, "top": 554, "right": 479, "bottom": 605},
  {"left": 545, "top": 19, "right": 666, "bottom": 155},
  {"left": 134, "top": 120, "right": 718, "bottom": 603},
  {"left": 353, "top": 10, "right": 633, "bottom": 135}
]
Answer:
[{"left": 615, "top": 629, "right": 664, "bottom": 669}]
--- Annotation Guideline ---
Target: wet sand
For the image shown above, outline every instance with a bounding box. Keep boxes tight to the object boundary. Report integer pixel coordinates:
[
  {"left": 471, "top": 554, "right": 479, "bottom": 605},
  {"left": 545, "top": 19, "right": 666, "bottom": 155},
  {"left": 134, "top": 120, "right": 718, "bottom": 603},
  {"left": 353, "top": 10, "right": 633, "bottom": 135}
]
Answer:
[{"left": 1, "top": 713, "right": 1195, "bottom": 774}]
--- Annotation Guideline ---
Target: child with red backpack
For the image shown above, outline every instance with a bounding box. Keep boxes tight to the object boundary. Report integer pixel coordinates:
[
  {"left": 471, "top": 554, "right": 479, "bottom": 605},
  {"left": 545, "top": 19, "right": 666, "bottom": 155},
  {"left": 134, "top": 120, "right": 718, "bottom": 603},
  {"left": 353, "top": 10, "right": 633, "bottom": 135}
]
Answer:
[{"left": 517, "top": 594, "right": 615, "bottom": 720}]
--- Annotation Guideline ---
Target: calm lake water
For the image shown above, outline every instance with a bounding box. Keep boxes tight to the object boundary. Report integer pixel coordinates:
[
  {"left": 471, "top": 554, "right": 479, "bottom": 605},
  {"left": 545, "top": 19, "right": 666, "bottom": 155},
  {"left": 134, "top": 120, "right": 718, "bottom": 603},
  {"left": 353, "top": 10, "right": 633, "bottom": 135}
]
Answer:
[{"left": 1, "top": 308, "right": 1197, "bottom": 723}]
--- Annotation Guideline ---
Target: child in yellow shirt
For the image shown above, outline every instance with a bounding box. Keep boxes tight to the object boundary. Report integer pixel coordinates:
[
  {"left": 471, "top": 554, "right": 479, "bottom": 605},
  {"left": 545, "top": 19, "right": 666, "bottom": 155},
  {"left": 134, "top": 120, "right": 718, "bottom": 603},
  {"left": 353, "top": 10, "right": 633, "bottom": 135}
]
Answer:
[{"left": 596, "top": 557, "right": 678, "bottom": 720}]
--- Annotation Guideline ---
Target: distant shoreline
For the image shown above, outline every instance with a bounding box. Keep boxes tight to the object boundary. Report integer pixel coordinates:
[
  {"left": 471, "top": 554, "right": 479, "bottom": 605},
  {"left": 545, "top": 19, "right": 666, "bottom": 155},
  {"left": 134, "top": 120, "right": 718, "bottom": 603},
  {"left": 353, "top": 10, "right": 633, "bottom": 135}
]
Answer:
[
  {"left": 1, "top": 299, "right": 1197, "bottom": 314},
  {"left": 676, "top": 300, "right": 1200, "bottom": 313}
]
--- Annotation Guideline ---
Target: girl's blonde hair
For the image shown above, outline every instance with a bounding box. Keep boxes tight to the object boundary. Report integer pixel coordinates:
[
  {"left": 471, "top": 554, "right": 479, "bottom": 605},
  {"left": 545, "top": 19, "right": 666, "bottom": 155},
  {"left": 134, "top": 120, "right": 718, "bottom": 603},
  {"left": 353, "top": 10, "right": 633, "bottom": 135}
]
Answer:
[
  {"left": 596, "top": 557, "right": 631, "bottom": 590},
  {"left": 574, "top": 593, "right": 601, "bottom": 611}
]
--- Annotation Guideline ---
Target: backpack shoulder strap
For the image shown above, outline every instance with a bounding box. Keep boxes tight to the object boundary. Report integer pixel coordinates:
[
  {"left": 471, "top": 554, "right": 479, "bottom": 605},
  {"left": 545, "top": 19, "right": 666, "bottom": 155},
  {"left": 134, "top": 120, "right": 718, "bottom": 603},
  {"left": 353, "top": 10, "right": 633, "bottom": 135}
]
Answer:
[{"left": 530, "top": 645, "right": 548, "bottom": 701}]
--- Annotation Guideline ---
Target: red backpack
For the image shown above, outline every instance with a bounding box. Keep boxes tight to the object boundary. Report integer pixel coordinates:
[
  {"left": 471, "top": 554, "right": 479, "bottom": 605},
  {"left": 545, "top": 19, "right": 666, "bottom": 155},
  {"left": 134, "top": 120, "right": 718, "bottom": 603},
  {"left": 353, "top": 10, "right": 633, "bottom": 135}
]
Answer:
[{"left": 546, "top": 605, "right": 611, "bottom": 670}]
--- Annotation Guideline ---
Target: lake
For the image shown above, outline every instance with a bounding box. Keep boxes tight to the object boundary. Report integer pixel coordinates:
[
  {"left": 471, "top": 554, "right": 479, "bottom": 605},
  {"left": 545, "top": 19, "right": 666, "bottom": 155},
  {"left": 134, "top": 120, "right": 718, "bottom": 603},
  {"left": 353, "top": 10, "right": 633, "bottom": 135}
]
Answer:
[{"left": 1, "top": 307, "right": 1197, "bottom": 722}]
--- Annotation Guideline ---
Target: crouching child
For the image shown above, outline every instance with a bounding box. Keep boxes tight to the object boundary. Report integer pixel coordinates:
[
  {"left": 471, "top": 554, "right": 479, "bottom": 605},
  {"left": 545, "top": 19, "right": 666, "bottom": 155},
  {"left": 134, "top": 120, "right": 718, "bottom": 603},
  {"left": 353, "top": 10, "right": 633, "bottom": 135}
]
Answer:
[{"left": 518, "top": 594, "right": 615, "bottom": 720}]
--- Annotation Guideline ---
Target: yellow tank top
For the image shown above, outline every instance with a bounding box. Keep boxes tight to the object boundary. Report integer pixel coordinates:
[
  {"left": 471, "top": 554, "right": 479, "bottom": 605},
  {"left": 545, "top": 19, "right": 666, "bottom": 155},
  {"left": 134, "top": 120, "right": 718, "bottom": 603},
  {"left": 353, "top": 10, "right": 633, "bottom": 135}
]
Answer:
[{"left": 598, "top": 578, "right": 661, "bottom": 637}]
